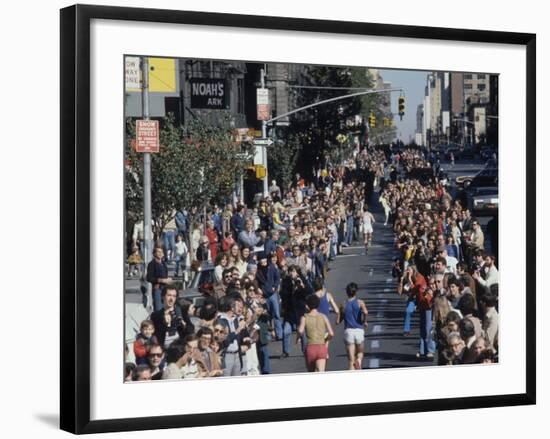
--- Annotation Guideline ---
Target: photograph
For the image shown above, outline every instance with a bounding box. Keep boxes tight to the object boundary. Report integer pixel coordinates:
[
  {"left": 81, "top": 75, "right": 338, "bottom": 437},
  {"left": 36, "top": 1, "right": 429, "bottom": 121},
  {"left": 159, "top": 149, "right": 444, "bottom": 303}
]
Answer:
[{"left": 123, "top": 57, "right": 500, "bottom": 381}]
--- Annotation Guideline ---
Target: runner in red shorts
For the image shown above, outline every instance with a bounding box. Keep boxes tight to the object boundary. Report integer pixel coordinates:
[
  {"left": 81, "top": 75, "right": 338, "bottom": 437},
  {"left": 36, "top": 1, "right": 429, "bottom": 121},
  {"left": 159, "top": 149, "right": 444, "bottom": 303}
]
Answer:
[{"left": 298, "top": 294, "right": 334, "bottom": 372}]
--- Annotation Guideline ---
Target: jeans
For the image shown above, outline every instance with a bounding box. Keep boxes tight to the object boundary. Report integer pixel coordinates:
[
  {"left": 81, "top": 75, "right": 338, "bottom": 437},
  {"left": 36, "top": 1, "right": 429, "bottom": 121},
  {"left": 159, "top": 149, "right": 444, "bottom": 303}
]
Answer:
[
  {"left": 282, "top": 321, "right": 294, "bottom": 354},
  {"left": 153, "top": 287, "right": 163, "bottom": 312},
  {"left": 345, "top": 218, "right": 354, "bottom": 245},
  {"left": 266, "top": 293, "right": 283, "bottom": 339},
  {"left": 329, "top": 241, "right": 337, "bottom": 260},
  {"left": 162, "top": 230, "right": 176, "bottom": 262},
  {"left": 282, "top": 321, "right": 306, "bottom": 354},
  {"left": 174, "top": 255, "right": 181, "bottom": 276},
  {"left": 419, "top": 309, "right": 436, "bottom": 355},
  {"left": 403, "top": 300, "right": 416, "bottom": 333},
  {"left": 174, "top": 255, "right": 187, "bottom": 278},
  {"left": 257, "top": 343, "right": 271, "bottom": 374}
]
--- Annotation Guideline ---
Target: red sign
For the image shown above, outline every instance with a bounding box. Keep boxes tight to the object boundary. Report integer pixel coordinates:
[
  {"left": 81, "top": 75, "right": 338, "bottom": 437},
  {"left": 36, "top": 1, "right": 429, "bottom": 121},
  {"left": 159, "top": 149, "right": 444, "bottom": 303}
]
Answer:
[
  {"left": 136, "top": 120, "right": 160, "bottom": 153},
  {"left": 257, "top": 89, "right": 270, "bottom": 121}
]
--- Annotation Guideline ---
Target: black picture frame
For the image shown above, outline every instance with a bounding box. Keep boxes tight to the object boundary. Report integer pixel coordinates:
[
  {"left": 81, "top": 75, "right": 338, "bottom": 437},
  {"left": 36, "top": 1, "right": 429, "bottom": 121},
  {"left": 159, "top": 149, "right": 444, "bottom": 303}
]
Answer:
[{"left": 60, "top": 4, "right": 536, "bottom": 434}]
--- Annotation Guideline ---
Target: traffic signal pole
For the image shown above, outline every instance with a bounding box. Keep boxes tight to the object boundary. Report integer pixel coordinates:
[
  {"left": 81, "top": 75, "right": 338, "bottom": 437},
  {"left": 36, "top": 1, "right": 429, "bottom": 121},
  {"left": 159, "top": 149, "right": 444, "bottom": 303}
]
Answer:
[
  {"left": 142, "top": 57, "right": 153, "bottom": 311},
  {"left": 265, "top": 88, "right": 404, "bottom": 126},
  {"left": 260, "top": 68, "right": 269, "bottom": 196}
]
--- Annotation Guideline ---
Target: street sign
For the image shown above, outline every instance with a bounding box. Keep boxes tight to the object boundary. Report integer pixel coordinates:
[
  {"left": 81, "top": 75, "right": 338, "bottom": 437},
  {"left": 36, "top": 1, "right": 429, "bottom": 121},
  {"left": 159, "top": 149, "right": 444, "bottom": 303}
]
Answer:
[
  {"left": 253, "top": 138, "right": 273, "bottom": 146},
  {"left": 257, "top": 88, "right": 270, "bottom": 121},
  {"left": 136, "top": 120, "right": 160, "bottom": 153},
  {"left": 125, "top": 56, "right": 141, "bottom": 92},
  {"left": 148, "top": 58, "right": 177, "bottom": 93},
  {"left": 125, "top": 57, "right": 177, "bottom": 93},
  {"left": 190, "top": 78, "right": 229, "bottom": 109}
]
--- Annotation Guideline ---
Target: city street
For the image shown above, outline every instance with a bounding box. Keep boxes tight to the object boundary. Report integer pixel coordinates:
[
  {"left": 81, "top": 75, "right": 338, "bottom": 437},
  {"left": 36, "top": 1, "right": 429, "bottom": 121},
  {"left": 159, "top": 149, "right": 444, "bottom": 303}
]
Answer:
[
  {"left": 267, "top": 193, "right": 423, "bottom": 373},
  {"left": 122, "top": 58, "right": 501, "bottom": 378},
  {"left": 125, "top": 156, "right": 492, "bottom": 374}
]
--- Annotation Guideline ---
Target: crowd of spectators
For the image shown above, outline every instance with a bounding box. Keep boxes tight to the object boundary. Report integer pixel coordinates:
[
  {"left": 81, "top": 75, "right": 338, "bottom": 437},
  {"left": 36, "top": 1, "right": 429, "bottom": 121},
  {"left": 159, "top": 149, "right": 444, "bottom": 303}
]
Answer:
[
  {"left": 388, "top": 148, "right": 499, "bottom": 364},
  {"left": 125, "top": 144, "right": 500, "bottom": 381},
  {"left": 126, "top": 148, "right": 387, "bottom": 380}
]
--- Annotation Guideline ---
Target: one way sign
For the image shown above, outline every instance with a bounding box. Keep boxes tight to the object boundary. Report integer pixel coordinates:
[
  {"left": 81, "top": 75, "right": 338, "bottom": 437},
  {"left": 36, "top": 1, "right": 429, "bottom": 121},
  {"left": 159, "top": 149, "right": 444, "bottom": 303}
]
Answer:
[{"left": 253, "top": 138, "right": 273, "bottom": 147}]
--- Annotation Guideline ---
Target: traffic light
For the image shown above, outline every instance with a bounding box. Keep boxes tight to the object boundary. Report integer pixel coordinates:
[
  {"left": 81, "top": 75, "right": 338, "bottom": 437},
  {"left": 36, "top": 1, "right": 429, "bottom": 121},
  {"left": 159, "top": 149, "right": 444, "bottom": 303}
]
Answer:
[
  {"left": 255, "top": 164, "right": 266, "bottom": 179},
  {"left": 369, "top": 112, "right": 376, "bottom": 128},
  {"left": 398, "top": 96, "right": 405, "bottom": 120}
]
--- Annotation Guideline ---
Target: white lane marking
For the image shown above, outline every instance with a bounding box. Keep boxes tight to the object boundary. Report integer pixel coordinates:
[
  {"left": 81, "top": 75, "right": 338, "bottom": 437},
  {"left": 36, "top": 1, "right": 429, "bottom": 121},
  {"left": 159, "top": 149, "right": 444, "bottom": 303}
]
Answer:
[
  {"left": 386, "top": 278, "right": 392, "bottom": 283},
  {"left": 372, "top": 325, "right": 382, "bottom": 333},
  {"left": 381, "top": 299, "right": 388, "bottom": 304},
  {"left": 337, "top": 254, "right": 359, "bottom": 258},
  {"left": 371, "top": 340, "right": 380, "bottom": 349},
  {"left": 368, "top": 358, "right": 380, "bottom": 368},
  {"left": 343, "top": 245, "right": 366, "bottom": 250}
]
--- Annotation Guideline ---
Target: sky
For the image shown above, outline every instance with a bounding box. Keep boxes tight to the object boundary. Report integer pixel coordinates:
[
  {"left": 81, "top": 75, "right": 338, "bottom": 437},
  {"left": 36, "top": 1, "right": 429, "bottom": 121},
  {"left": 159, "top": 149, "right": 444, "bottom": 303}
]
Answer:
[{"left": 379, "top": 69, "right": 429, "bottom": 143}]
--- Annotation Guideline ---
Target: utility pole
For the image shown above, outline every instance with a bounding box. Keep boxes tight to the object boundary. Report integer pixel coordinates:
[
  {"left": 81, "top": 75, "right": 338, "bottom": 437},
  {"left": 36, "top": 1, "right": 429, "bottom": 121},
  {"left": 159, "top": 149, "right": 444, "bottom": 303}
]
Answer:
[
  {"left": 260, "top": 67, "right": 269, "bottom": 196},
  {"left": 141, "top": 57, "right": 153, "bottom": 310}
]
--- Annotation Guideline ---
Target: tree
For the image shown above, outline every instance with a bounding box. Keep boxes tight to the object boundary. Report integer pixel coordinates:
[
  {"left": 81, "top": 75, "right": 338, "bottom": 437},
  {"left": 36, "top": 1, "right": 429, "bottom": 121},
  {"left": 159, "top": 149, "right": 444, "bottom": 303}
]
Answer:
[
  {"left": 288, "top": 66, "right": 362, "bottom": 177},
  {"left": 349, "top": 68, "right": 397, "bottom": 145},
  {"left": 125, "top": 114, "right": 254, "bottom": 239},
  {"left": 267, "top": 132, "right": 301, "bottom": 192}
]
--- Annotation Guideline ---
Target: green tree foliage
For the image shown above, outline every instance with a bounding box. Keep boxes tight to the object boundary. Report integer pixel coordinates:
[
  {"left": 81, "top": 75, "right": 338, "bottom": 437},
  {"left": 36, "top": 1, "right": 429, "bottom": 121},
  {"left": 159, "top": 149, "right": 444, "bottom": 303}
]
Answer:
[
  {"left": 288, "top": 66, "right": 362, "bottom": 177},
  {"left": 349, "top": 68, "right": 378, "bottom": 118},
  {"left": 268, "top": 132, "right": 301, "bottom": 192},
  {"left": 350, "top": 68, "right": 397, "bottom": 144},
  {"left": 126, "top": 114, "right": 254, "bottom": 238},
  {"left": 285, "top": 66, "right": 397, "bottom": 177}
]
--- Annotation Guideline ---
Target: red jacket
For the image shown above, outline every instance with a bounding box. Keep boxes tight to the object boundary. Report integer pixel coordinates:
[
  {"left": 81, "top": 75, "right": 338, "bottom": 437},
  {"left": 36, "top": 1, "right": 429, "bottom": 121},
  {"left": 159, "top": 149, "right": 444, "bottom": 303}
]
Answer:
[
  {"left": 222, "top": 236, "right": 234, "bottom": 253},
  {"left": 206, "top": 228, "right": 218, "bottom": 260},
  {"left": 413, "top": 274, "right": 432, "bottom": 311}
]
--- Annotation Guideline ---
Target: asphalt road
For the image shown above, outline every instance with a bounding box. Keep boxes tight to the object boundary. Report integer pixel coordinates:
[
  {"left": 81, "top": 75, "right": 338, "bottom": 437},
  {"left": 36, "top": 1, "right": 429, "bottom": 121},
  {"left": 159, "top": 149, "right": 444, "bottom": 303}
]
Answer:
[{"left": 267, "top": 191, "right": 428, "bottom": 374}]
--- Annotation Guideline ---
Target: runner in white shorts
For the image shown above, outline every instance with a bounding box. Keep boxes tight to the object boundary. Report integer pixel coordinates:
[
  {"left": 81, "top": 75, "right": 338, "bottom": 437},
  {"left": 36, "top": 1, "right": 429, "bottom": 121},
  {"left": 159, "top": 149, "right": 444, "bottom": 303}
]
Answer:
[
  {"left": 337, "top": 282, "right": 369, "bottom": 370},
  {"left": 362, "top": 207, "right": 375, "bottom": 252}
]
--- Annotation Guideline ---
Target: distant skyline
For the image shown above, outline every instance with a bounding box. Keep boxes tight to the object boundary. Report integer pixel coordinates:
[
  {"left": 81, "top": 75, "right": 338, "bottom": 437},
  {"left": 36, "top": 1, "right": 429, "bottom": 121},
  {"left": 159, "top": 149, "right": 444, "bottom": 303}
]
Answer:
[{"left": 379, "top": 69, "right": 428, "bottom": 143}]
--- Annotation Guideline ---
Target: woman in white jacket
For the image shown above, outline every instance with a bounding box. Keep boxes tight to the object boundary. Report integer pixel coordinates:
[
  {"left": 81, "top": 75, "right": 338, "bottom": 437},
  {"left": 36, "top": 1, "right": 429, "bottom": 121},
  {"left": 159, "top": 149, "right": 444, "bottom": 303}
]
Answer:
[{"left": 379, "top": 191, "right": 391, "bottom": 226}]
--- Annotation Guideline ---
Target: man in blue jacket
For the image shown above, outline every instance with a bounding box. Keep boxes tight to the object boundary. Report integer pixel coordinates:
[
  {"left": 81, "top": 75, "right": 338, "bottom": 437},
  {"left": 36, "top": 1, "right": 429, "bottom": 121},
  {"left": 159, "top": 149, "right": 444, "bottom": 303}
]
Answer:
[
  {"left": 230, "top": 205, "right": 245, "bottom": 239},
  {"left": 264, "top": 229, "right": 280, "bottom": 257},
  {"left": 255, "top": 252, "right": 282, "bottom": 341}
]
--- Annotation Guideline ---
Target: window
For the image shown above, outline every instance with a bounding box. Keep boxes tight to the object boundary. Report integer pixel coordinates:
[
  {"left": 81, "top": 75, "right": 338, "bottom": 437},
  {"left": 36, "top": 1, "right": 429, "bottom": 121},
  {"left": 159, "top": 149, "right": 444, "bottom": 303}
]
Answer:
[
  {"left": 478, "top": 83, "right": 487, "bottom": 91},
  {"left": 477, "top": 74, "right": 486, "bottom": 79},
  {"left": 464, "top": 74, "right": 473, "bottom": 80},
  {"left": 464, "top": 83, "right": 473, "bottom": 90}
]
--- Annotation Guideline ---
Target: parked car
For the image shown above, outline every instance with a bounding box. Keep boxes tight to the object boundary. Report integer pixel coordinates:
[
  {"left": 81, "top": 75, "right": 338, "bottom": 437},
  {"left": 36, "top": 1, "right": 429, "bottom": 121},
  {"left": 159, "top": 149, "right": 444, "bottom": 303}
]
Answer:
[
  {"left": 470, "top": 186, "right": 499, "bottom": 216},
  {"left": 456, "top": 164, "right": 498, "bottom": 189}
]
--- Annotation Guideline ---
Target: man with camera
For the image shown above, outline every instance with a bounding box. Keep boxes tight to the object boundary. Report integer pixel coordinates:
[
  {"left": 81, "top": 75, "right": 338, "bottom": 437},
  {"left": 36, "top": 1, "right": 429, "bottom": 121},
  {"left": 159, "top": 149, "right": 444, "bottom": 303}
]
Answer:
[{"left": 149, "top": 285, "right": 195, "bottom": 349}]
